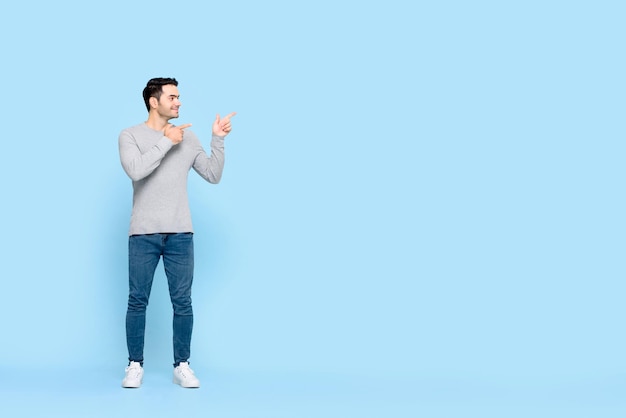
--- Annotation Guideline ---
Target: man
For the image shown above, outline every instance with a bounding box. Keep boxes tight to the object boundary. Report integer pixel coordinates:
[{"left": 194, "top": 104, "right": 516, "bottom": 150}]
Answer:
[{"left": 118, "top": 77, "right": 235, "bottom": 388}]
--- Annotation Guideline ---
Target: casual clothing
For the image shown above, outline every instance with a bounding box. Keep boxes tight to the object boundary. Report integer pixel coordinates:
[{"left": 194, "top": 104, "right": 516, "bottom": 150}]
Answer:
[
  {"left": 119, "top": 123, "right": 224, "bottom": 366},
  {"left": 126, "top": 232, "right": 194, "bottom": 365},
  {"left": 119, "top": 123, "right": 225, "bottom": 235}
]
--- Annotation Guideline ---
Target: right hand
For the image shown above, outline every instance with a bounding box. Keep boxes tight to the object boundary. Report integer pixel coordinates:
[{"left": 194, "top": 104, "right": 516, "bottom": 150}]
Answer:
[{"left": 164, "top": 123, "right": 192, "bottom": 144}]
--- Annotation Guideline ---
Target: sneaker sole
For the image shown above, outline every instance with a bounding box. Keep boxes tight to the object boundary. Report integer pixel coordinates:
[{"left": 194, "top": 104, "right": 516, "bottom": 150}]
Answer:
[
  {"left": 122, "top": 378, "right": 143, "bottom": 388},
  {"left": 173, "top": 377, "right": 200, "bottom": 388}
]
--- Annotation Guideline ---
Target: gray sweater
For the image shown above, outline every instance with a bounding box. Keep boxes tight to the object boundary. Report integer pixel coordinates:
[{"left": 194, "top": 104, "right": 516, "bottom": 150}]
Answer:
[{"left": 119, "top": 123, "right": 225, "bottom": 235}]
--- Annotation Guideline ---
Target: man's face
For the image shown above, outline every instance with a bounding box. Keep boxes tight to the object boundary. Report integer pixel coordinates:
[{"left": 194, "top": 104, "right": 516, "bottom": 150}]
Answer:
[{"left": 154, "top": 84, "right": 181, "bottom": 120}]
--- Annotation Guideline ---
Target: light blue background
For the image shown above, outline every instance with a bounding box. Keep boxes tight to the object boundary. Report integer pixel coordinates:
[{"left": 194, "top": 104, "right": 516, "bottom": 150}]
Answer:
[{"left": 1, "top": 0, "right": 624, "bottom": 416}]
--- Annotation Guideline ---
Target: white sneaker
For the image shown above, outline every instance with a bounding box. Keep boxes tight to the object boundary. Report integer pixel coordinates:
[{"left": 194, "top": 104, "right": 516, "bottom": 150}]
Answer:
[
  {"left": 122, "top": 361, "right": 144, "bottom": 388},
  {"left": 173, "top": 362, "right": 200, "bottom": 388}
]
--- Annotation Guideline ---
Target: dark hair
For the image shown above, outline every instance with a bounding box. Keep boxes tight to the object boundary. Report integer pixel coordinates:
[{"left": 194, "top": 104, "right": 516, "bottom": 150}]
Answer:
[{"left": 142, "top": 77, "right": 178, "bottom": 111}]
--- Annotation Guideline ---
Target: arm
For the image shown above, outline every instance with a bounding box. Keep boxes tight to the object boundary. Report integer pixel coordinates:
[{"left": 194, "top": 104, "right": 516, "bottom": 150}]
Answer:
[
  {"left": 192, "top": 134, "right": 225, "bottom": 184},
  {"left": 119, "top": 130, "right": 174, "bottom": 181},
  {"left": 191, "top": 112, "right": 236, "bottom": 183}
]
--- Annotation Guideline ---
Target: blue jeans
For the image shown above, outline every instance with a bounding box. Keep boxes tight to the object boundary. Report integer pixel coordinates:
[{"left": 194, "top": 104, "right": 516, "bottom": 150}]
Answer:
[{"left": 126, "top": 233, "right": 194, "bottom": 366}]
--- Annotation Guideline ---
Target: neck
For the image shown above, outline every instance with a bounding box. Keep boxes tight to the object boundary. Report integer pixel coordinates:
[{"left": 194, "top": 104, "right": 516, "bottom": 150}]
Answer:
[{"left": 145, "top": 112, "right": 170, "bottom": 131}]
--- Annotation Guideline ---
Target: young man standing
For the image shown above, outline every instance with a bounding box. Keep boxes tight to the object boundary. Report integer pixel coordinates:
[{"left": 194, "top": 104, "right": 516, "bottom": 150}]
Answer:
[{"left": 118, "top": 77, "right": 235, "bottom": 388}]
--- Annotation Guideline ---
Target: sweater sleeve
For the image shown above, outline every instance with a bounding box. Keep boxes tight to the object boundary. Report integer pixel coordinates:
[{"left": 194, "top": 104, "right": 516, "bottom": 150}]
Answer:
[
  {"left": 119, "top": 130, "right": 174, "bottom": 181},
  {"left": 192, "top": 134, "right": 225, "bottom": 184}
]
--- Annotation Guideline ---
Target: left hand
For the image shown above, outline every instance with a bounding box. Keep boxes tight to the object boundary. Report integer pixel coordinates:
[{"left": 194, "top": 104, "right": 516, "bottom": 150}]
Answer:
[{"left": 212, "top": 112, "right": 237, "bottom": 136}]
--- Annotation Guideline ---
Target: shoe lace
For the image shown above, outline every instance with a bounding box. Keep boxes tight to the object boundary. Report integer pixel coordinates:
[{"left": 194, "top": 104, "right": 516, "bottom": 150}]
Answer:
[
  {"left": 177, "top": 363, "right": 195, "bottom": 378},
  {"left": 126, "top": 363, "right": 142, "bottom": 378}
]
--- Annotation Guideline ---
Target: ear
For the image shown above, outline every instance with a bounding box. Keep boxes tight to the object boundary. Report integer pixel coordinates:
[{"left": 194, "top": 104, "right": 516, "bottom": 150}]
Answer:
[{"left": 149, "top": 96, "right": 158, "bottom": 109}]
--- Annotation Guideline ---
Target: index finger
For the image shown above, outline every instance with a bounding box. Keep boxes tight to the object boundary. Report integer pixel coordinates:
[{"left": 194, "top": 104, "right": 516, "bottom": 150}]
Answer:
[
  {"left": 224, "top": 112, "right": 236, "bottom": 120},
  {"left": 179, "top": 123, "right": 193, "bottom": 129}
]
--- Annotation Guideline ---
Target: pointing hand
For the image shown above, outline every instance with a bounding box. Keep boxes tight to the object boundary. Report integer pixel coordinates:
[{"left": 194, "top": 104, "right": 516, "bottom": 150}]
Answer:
[
  {"left": 165, "top": 123, "right": 192, "bottom": 144},
  {"left": 213, "top": 112, "right": 236, "bottom": 137}
]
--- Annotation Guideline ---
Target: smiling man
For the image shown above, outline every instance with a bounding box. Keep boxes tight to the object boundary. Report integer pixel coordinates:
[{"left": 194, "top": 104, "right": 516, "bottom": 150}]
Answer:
[{"left": 118, "top": 77, "right": 235, "bottom": 388}]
